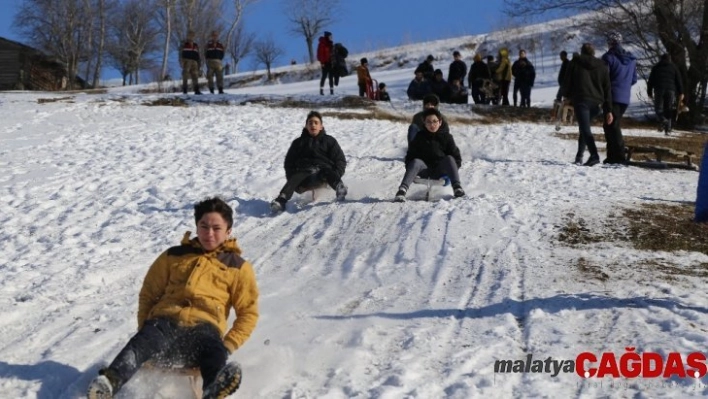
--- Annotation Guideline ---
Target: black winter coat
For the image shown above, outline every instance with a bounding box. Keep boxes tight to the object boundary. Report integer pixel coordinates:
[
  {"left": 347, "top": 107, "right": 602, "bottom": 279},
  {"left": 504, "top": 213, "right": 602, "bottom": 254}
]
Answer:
[
  {"left": 405, "top": 125, "right": 461, "bottom": 169},
  {"left": 284, "top": 129, "right": 346, "bottom": 179},
  {"left": 512, "top": 59, "right": 536, "bottom": 87},
  {"left": 647, "top": 59, "right": 683, "bottom": 97},
  {"left": 468, "top": 60, "right": 491, "bottom": 87},
  {"left": 562, "top": 54, "right": 612, "bottom": 114},
  {"left": 448, "top": 60, "right": 468, "bottom": 86}
]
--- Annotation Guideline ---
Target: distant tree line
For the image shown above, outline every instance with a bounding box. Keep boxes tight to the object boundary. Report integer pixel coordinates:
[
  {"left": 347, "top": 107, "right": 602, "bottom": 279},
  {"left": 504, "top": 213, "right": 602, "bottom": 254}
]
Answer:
[
  {"left": 11, "top": 0, "right": 341, "bottom": 88},
  {"left": 503, "top": 0, "right": 708, "bottom": 127}
]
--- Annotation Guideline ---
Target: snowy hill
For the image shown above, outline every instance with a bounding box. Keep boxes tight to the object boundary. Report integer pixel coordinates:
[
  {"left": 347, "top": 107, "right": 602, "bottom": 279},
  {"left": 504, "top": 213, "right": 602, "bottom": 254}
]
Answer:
[{"left": 1, "top": 12, "right": 707, "bottom": 399}]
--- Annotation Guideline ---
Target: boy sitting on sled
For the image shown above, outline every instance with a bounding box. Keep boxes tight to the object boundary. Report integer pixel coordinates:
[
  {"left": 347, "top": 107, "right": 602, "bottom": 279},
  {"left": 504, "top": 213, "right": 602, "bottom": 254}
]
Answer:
[
  {"left": 87, "top": 197, "right": 259, "bottom": 399},
  {"left": 270, "top": 111, "right": 348, "bottom": 212}
]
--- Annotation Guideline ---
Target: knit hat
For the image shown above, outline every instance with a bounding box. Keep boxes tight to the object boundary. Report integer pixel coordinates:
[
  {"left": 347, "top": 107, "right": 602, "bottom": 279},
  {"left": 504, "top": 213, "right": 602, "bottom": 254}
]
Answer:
[
  {"left": 426, "top": 54, "right": 434, "bottom": 61},
  {"left": 606, "top": 31, "right": 621, "bottom": 45},
  {"left": 378, "top": 82, "right": 386, "bottom": 89},
  {"left": 453, "top": 51, "right": 461, "bottom": 57},
  {"left": 434, "top": 69, "right": 443, "bottom": 76},
  {"left": 360, "top": 57, "right": 368, "bottom": 64},
  {"left": 324, "top": 31, "right": 332, "bottom": 37}
]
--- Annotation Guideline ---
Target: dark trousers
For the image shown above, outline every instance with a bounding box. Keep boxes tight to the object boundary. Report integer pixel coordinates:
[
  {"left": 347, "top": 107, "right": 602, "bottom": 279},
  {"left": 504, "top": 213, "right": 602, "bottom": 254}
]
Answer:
[
  {"left": 653, "top": 89, "right": 676, "bottom": 125},
  {"left": 513, "top": 81, "right": 520, "bottom": 106},
  {"left": 602, "top": 102, "right": 628, "bottom": 163},
  {"left": 471, "top": 81, "right": 486, "bottom": 104},
  {"left": 358, "top": 83, "right": 367, "bottom": 97},
  {"left": 574, "top": 101, "right": 602, "bottom": 162},
  {"left": 105, "top": 318, "right": 228, "bottom": 392},
  {"left": 279, "top": 169, "right": 340, "bottom": 200},
  {"left": 519, "top": 85, "right": 531, "bottom": 107},
  {"left": 399, "top": 156, "right": 461, "bottom": 190},
  {"left": 499, "top": 80, "right": 510, "bottom": 105},
  {"left": 319, "top": 63, "right": 334, "bottom": 88}
]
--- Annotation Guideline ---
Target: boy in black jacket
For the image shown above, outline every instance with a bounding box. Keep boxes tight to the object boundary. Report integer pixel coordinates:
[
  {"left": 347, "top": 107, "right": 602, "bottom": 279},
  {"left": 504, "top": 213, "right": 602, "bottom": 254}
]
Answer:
[{"left": 271, "top": 111, "right": 348, "bottom": 212}]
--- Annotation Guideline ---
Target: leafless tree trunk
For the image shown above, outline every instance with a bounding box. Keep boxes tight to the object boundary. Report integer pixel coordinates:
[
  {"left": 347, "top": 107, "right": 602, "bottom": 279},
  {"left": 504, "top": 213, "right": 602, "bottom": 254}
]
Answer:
[
  {"left": 91, "top": 0, "right": 111, "bottom": 87},
  {"left": 171, "top": 0, "right": 226, "bottom": 63},
  {"left": 503, "top": 0, "right": 708, "bottom": 127},
  {"left": 157, "top": 0, "right": 174, "bottom": 80},
  {"left": 224, "top": 0, "right": 258, "bottom": 54},
  {"left": 13, "top": 0, "right": 90, "bottom": 90},
  {"left": 253, "top": 36, "right": 284, "bottom": 80},
  {"left": 229, "top": 23, "right": 255, "bottom": 72},
  {"left": 281, "top": 0, "right": 341, "bottom": 64}
]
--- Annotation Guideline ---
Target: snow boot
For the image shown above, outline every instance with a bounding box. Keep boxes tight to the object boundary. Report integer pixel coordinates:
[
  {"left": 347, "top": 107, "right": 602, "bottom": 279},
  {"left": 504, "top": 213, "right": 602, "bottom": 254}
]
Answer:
[
  {"left": 194, "top": 84, "right": 202, "bottom": 95},
  {"left": 335, "top": 182, "right": 347, "bottom": 201},
  {"left": 202, "top": 362, "right": 242, "bottom": 399},
  {"left": 394, "top": 187, "right": 407, "bottom": 202},
  {"left": 330, "top": 88, "right": 334, "bottom": 95},
  {"left": 209, "top": 87, "right": 215, "bottom": 94},
  {"left": 182, "top": 85, "right": 188, "bottom": 95},
  {"left": 453, "top": 184, "right": 465, "bottom": 198},
  {"left": 218, "top": 87, "right": 224, "bottom": 94},
  {"left": 87, "top": 369, "right": 120, "bottom": 399},
  {"left": 320, "top": 87, "right": 324, "bottom": 95},
  {"left": 270, "top": 195, "right": 287, "bottom": 213}
]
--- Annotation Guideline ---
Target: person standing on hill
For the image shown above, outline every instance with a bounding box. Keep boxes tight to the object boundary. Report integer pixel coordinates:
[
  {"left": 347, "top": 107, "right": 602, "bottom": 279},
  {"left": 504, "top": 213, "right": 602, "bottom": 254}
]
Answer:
[
  {"left": 647, "top": 53, "right": 683, "bottom": 135},
  {"left": 407, "top": 68, "right": 432, "bottom": 101},
  {"left": 495, "top": 48, "right": 512, "bottom": 105},
  {"left": 356, "top": 58, "right": 372, "bottom": 97},
  {"left": 180, "top": 31, "right": 202, "bottom": 95},
  {"left": 417, "top": 55, "right": 435, "bottom": 81},
  {"left": 205, "top": 30, "right": 225, "bottom": 94},
  {"left": 555, "top": 51, "right": 570, "bottom": 101},
  {"left": 448, "top": 51, "right": 467, "bottom": 88},
  {"left": 317, "top": 31, "right": 335, "bottom": 95},
  {"left": 562, "top": 43, "right": 614, "bottom": 167},
  {"left": 468, "top": 53, "right": 491, "bottom": 104},
  {"left": 601, "top": 31, "right": 637, "bottom": 164},
  {"left": 512, "top": 49, "right": 535, "bottom": 107},
  {"left": 332, "top": 42, "right": 349, "bottom": 87}
]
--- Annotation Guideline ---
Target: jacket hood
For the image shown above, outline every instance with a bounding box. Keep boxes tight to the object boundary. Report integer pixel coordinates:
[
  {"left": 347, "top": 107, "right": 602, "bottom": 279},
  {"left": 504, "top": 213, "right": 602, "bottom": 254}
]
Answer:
[
  {"left": 499, "top": 48, "right": 509, "bottom": 58},
  {"left": 181, "top": 231, "right": 242, "bottom": 254},
  {"left": 575, "top": 54, "right": 605, "bottom": 71},
  {"left": 319, "top": 36, "right": 331, "bottom": 44},
  {"left": 607, "top": 45, "right": 636, "bottom": 65}
]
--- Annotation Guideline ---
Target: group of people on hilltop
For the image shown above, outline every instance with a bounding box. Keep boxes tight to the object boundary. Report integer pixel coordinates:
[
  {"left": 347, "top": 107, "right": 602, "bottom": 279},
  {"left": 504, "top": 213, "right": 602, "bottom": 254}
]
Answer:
[
  {"left": 407, "top": 53, "right": 470, "bottom": 105},
  {"left": 179, "top": 30, "right": 228, "bottom": 95}
]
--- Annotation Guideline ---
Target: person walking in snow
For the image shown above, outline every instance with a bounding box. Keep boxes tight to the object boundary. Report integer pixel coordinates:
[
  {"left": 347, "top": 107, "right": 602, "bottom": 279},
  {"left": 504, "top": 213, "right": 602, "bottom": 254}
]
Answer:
[
  {"left": 647, "top": 53, "right": 683, "bottom": 135},
  {"left": 562, "top": 43, "right": 614, "bottom": 167},
  {"left": 205, "top": 30, "right": 226, "bottom": 94},
  {"left": 270, "top": 111, "right": 348, "bottom": 212},
  {"left": 394, "top": 108, "right": 465, "bottom": 202},
  {"left": 86, "top": 197, "right": 259, "bottom": 399},
  {"left": 601, "top": 31, "right": 637, "bottom": 164},
  {"left": 180, "top": 31, "right": 202, "bottom": 95},
  {"left": 317, "top": 31, "right": 335, "bottom": 95}
]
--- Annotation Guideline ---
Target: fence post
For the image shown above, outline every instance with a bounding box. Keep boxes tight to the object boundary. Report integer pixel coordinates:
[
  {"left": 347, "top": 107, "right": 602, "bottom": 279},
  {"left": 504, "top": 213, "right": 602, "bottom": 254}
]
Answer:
[{"left": 695, "top": 141, "right": 708, "bottom": 222}]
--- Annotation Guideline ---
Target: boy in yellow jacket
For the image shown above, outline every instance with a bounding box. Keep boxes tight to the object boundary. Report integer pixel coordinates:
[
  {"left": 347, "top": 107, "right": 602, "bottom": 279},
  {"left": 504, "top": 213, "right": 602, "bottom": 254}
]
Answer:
[{"left": 87, "top": 197, "right": 259, "bottom": 399}]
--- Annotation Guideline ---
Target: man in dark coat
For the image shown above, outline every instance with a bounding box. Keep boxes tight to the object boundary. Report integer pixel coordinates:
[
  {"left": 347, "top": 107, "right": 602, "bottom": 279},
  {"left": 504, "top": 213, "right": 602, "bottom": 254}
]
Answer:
[
  {"left": 395, "top": 108, "right": 465, "bottom": 202},
  {"left": 417, "top": 55, "right": 435, "bottom": 81},
  {"left": 430, "top": 69, "right": 452, "bottom": 103},
  {"left": 270, "top": 111, "right": 347, "bottom": 212},
  {"left": 468, "top": 53, "right": 491, "bottom": 104},
  {"left": 647, "top": 53, "right": 684, "bottom": 135},
  {"left": 601, "top": 31, "right": 637, "bottom": 164},
  {"left": 511, "top": 50, "right": 536, "bottom": 107},
  {"left": 332, "top": 42, "right": 349, "bottom": 87},
  {"left": 555, "top": 51, "right": 570, "bottom": 101},
  {"left": 407, "top": 68, "right": 432, "bottom": 101},
  {"left": 448, "top": 51, "right": 468, "bottom": 88},
  {"left": 562, "top": 43, "right": 614, "bottom": 167}
]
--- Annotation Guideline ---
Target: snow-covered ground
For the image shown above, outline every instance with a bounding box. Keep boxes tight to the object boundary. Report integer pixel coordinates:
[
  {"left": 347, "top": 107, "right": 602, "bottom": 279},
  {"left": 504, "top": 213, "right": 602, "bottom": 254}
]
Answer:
[{"left": 1, "top": 21, "right": 707, "bottom": 399}]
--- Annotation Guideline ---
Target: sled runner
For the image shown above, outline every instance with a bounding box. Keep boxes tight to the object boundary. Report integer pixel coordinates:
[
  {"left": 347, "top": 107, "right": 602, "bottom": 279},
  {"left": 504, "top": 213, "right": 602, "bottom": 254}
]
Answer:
[{"left": 413, "top": 174, "right": 450, "bottom": 201}]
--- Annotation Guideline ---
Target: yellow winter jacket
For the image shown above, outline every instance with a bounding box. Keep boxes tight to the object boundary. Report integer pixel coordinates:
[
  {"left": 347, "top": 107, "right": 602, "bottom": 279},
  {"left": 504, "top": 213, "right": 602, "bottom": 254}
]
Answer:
[
  {"left": 495, "top": 48, "right": 512, "bottom": 82},
  {"left": 138, "top": 232, "right": 259, "bottom": 353}
]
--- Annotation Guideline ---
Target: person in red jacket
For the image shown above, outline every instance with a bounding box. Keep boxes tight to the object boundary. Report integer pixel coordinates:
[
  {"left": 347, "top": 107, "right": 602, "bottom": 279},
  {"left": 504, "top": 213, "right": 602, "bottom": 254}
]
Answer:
[{"left": 317, "top": 31, "right": 334, "bottom": 95}]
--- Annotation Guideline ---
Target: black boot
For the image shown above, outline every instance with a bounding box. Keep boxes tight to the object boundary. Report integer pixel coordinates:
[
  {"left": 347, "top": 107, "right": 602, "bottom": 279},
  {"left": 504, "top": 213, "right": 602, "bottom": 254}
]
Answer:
[
  {"left": 218, "top": 87, "right": 224, "bottom": 94},
  {"left": 209, "top": 87, "right": 214, "bottom": 94},
  {"left": 182, "top": 85, "right": 188, "bottom": 95},
  {"left": 330, "top": 88, "right": 334, "bottom": 95},
  {"left": 194, "top": 85, "right": 202, "bottom": 95},
  {"left": 319, "top": 87, "right": 324, "bottom": 95}
]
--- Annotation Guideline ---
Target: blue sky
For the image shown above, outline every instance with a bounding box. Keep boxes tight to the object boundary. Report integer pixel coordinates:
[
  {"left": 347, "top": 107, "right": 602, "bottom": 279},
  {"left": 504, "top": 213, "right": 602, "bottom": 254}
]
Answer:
[{"left": 0, "top": 0, "right": 517, "bottom": 80}]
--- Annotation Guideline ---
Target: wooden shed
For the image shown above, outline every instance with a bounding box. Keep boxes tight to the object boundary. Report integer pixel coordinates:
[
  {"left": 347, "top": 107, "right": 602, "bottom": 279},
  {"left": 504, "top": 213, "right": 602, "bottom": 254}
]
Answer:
[{"left": 0, "top": 36, "right": 84, "bottom": 91}]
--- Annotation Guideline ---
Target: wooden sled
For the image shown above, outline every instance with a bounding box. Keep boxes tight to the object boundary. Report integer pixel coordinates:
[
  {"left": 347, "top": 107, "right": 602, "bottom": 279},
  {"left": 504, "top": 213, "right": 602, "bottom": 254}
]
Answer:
[
  {"left": 142, "top": 361, "right": 202, "bottom": 398},
  {"left": 626, "top": 145, "right": 698, "bottom": 171}
]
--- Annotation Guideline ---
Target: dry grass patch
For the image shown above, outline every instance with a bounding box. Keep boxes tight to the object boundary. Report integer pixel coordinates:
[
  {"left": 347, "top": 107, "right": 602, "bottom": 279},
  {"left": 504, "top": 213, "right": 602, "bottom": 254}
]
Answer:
[
  {"left": 558, "top": 203, "right": 707, "bottom": 254},
  {"left": 37, "top": 96, "right": 74, "bottom": 104},
  {"left": 144, "top": 97, "right": 188, "bottom": 107}
]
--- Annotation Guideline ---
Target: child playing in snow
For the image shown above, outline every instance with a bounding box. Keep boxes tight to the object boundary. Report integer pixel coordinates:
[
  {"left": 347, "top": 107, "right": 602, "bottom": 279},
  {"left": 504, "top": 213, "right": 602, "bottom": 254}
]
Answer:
[
  {"left": 86, "top": 197, "right": 259, "bottom": 399},
  {"left": 377, "top": 82, "right": 391, "bottom": 101},
  {"left": 270, "top": 111, "right": 348, "bottom": 212},
  {"left": 356, "top": 58, "right": 373, "bottom": 97}
]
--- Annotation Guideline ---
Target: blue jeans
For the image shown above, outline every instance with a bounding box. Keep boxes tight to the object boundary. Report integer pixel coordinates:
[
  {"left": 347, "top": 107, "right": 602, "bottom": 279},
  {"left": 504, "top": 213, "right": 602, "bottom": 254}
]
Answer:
[{"left": 573, "top": 101, "right": 602, "bottom": 162}]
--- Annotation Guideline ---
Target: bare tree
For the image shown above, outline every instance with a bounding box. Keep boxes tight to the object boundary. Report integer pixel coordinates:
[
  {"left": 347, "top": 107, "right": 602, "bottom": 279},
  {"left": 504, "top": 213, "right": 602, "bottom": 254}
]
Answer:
[
  {"left": 107, "top": 0, "right": 161, "bottom": 85},
  {"left": 13, "top": 0, "right": 91, "bottom": 90},
  {"left": 253, "top": 36, "right": 284, "bottom": 80},
  {"left": 281, "top": 0, "right": 341, "bottom": 64},
  {"left": 503, "top": 0, "right": 708, "bottom": 127},
  {"left": 228, "top": 23, "right": 256, "bottom": 72},
  {"left": 171, "top": 0, "right": 227, "bottom": 63},
  {"left": 155, "top": 0, "right": 175, "bottom": 81},
  {"left": 224, "top": 0, "right": 259, "bottom": 53}
]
